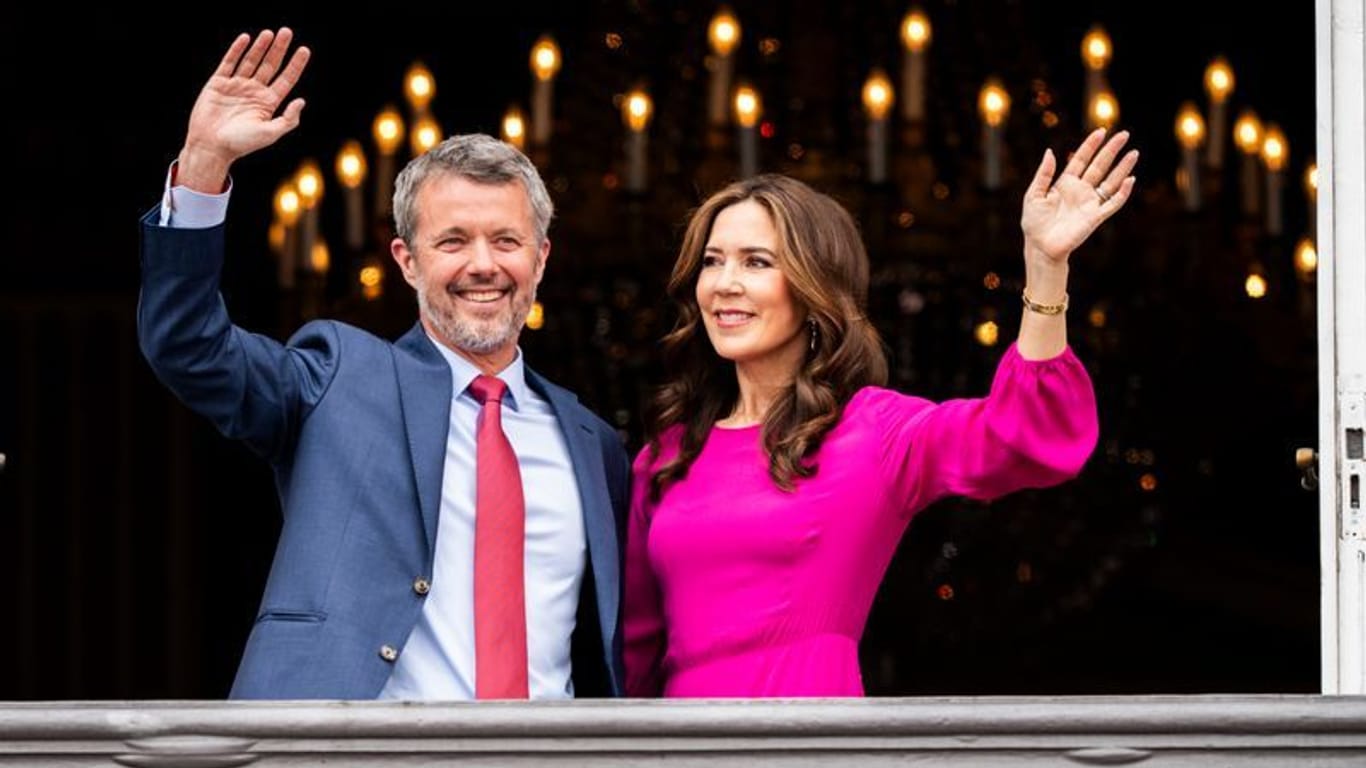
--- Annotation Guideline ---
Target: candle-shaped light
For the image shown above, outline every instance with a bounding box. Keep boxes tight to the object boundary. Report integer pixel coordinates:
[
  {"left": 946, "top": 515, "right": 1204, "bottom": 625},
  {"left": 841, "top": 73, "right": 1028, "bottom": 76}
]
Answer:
[
  {"left": 269, "top": 219, "right": 287, "bottom": 258},
  {"left": 1234, "top": 110, "right": 1263, "bottom": 217},
  {"left": 410, "top": 114, "right": 442, "bottom": 157},
  {"left": 622, "top": 88, "right": 653, "bottom": 193},
  {"left": 1261, "top": 123, "right": 1288, "bottom": 236},
  {"left": 734, "top": 84, "right": 762, "bottom": 178},
  {"left": 335, "top": 140, "right": 368, "bottom": 252},
  {"left": 1305, "top": 161, "right": 1318, "bottom": 239},
  {"left": 501, "top": 106, "right": 527, "bottom": 151},
  {"left": 530, "top": 35, "right": 561, "bottom": 147},
  {"left": 372, "top": 106, "right": 404, "bottom": 224},
  {"left": 1088, "top": 89, "right": 1119, "bottom": 131},
  {"left": 863, "top": 69, "right": 894, "bottom": 184},
  {"left": 1245, "top": 268, "right": 1267, "bottom": 299},
  {"left": 1081, "top": 26, "right": 1112, "bottom": 115},
  {"left": 707, "top": 8, "right": 741, "bottom": 129},
  {"left": 900, "top": 8, "right": 931, "bottom": 124},
  {"left": 273, "top": 181, "right": 301, "bottom": 289},
  {"left": 295, "top": 160, "right": 323, "bottom": 288},
  {"left": 974, "top": 320, "right": 999, "bottom": 347},
  {"left": 1294, "top": 237, "right": 1317, "bottom": 280},
  {"left": 404, "top": 61, "right": 435, "bottom": 120},
  {"left": 359, "top": 260, "right": 385, "bottom": 301},
  {"left": 1174, "top": 102, "right": 1205, "bottom": 211},
  {"left": 979, "top": 79, "right": 1010, "bottom": 191},
  {"left": 310, "top": 238, "right": 330, "bottom": 275},
  {"left": 526, "top": 301, "right": 545, "bottom": 330},
  {"left": 1203, "top": 57, "right": 1234, "bottom": 169}
]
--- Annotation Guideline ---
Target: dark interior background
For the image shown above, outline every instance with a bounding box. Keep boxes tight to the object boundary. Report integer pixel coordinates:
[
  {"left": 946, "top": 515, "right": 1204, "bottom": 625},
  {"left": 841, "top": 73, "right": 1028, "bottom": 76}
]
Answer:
[{"left": 1, "top": 1, "right": 1320, "bottom": 698}]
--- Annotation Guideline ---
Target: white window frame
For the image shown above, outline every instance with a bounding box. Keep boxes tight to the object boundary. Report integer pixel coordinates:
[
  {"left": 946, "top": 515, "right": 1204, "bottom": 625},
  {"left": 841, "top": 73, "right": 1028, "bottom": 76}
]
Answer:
[{"left": 1317, "top": 0, "right": 1366, "bottom": 694}]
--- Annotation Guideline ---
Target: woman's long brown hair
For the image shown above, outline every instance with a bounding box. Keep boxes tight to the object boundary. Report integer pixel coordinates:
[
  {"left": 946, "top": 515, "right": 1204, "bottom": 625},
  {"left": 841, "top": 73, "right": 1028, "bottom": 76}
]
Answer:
[{"left": 646, "top": 174, "right": 888, "bottom": 500}]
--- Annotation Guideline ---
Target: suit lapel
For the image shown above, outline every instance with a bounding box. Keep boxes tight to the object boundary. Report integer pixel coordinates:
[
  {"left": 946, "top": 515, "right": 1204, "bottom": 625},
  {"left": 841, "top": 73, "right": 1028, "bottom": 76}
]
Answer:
[
  {"left": 526, "top": 369, "right": 621, "bottom": 655},
  {"left": 393, "top": 324, "right": 452, "bottom": 556}
]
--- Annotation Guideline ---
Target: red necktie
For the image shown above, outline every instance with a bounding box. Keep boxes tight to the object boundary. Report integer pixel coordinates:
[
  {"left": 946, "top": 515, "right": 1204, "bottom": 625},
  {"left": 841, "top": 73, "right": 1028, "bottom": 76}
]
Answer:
[{"left": 468, "top": 375, "right": 529, "bottom": 699}]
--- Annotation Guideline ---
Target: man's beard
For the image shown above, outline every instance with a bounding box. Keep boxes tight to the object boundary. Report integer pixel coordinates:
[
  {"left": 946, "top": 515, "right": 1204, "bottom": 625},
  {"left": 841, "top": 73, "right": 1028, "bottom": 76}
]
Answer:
[{"left": 416, "top": 278, "right": 535, "bottom": 356}]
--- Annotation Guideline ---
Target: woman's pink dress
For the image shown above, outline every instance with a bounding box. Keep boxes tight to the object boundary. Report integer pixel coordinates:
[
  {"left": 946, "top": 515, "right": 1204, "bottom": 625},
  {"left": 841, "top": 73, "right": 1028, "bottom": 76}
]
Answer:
[{"left": 624, "top": 344, "right": 1098, "bottom": 697}]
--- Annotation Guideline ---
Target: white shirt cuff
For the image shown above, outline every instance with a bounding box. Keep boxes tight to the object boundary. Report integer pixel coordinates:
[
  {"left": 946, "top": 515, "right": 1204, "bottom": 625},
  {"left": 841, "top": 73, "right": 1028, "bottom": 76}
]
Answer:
[{"left": 158, "top": 161, "right": 232, "bottom": 228}]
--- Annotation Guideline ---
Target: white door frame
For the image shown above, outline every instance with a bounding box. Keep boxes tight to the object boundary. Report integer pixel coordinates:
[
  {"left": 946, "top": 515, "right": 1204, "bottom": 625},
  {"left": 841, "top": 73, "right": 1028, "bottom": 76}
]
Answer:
[{"left": 1316, "top": 0, "right": 1366, "bottom": 694}]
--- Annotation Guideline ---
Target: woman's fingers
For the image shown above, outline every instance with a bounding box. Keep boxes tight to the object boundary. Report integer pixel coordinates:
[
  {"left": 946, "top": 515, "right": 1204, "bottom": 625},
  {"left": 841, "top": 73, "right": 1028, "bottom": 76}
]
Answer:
[
  {"left": 1082, "top": 130, "right": 1132, "bottom": 186},
  {"left": 1025, "top": 148, "right": 1057, "bottom": 200},
  {"left": 1096, "top": 149, "right": 1140, "bottom": 201},
  {"left": 1061, "top": 128, "right": 1108, "bottom": 179}
]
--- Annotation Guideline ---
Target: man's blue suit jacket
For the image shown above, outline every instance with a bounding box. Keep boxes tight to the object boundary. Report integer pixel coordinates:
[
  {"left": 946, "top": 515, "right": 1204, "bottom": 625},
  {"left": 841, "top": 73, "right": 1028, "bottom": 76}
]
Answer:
[{"left": 137, "top": 209, "right": 631, "bottom": 698}]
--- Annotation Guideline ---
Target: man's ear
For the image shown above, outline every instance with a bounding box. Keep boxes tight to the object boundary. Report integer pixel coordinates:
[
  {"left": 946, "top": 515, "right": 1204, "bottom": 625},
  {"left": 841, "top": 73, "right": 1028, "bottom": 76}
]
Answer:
[
  {"left": 534, "top": 237, "right": 551, "bottom": 282},
  {"left": 391, "top": 237, "right": 419, "bottom": 288}
]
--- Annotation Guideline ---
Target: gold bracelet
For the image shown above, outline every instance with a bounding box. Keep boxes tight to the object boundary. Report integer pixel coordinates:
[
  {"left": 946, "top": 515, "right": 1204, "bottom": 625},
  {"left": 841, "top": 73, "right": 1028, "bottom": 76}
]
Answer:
[{"left": 1021, "top": 290, "right": 1068, "bottom": 315}]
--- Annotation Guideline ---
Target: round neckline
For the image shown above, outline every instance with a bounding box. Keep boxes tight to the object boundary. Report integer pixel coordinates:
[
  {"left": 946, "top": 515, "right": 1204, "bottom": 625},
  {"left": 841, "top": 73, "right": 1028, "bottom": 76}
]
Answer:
[{"left": 712, "top": 421, "right": 762, "bottom": 432}]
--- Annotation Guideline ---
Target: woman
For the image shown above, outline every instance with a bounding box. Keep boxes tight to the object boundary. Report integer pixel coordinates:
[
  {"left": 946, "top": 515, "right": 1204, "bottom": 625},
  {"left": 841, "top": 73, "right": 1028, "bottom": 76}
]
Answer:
[{"left": 624, "top": 128, "right": 1138, "bottom": 697}]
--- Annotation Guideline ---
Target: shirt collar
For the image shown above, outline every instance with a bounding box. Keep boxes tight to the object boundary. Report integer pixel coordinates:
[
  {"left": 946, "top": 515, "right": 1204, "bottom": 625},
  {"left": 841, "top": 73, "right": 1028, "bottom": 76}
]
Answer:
[{"left": 427, "top": 334, "right": 530, "bottom": 412}]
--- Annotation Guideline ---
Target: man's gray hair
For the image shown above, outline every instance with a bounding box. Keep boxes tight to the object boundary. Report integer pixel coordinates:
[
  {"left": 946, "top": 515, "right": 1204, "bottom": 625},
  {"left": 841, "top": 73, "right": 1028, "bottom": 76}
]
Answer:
[{"left": 392, "top": 134, "right": 553, "bottom": 245}]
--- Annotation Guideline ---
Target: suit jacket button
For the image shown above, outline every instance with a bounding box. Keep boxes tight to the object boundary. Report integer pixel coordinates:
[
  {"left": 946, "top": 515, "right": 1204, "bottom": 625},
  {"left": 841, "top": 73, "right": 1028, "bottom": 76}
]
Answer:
[
  {"left": 379, "top": 644, "right": 399, "bottom": 662},
  {"left": 413, "top": 577, "right": 431, "bottom": 596}
]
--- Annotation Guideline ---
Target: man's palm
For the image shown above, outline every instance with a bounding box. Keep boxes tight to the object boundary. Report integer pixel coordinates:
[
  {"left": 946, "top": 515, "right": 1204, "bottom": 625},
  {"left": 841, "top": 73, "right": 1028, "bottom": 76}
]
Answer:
[{"left": 183, "top": 29, "right": 310, "bottom": 166}]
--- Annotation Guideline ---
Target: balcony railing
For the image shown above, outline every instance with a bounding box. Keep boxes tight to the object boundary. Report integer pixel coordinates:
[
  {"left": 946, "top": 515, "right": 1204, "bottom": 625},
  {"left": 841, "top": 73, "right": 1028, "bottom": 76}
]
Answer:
[{"left": 3, "top": 695, "right": 1365, "bottom": 765}]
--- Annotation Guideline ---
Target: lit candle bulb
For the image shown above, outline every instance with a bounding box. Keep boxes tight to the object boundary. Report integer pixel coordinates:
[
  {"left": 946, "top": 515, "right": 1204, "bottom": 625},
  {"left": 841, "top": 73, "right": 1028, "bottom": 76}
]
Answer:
[
  {"left": 502, "top": 106, "right": 527, "bottom": 151},
  {"left": 1081, "top": 25, "right": 1111, "bottom": 115},
  {"left": 273, "top": 181, "right": 301, "bottom": 289},
  {"left": 978, "top": 78, "right": 1010, "bottom": 191},
  {"left": 292, "top": 161, "right": 323, "bottom": 294},
  {"left": 734, "top": 84, "right": 762, "bottom": 178},
  {"left": 1088, "top": 89, "right": 1119, "bottom": 132},
  {"left": 530, "top": 36, "right": 561, "bottom": 147},
  {"left": 310, "top": 238, "right": 330, "bottom": 275},
  {"left": 372, "top": 106, "right": 404, "bottom": 226},
  {"left": 526, "top": 301, "right": 545, "bottom": 330},
  {"left": 1304, "top": 161, "right": 1318, "bottom": 240},
  {"left": 1261, "top": 123, "right": 1288, "bottom": 236},
  {"left": 336, "top": 141, "right": 368, "bottom": 253},
  {"left": 707, "top": 8, "right": 741, "bottom": 129},
  {"left": 1203, "top": 57, "right": 1234, "bottom": 170},
  {"left": 359, "top": 260, "right": 385, "bottom": 301},
  {"left": 862, "top": 69, "right": 894, "bottom": 184},
  {"left": 1245, "top": 268, "right": 1267, "bottom": 299},
  {"left": 1233, "top": 110, "right": 1264, "bottom": 218},
  {"left": 404, "top": 61, "right": 435, "bottom": 120},
  {"left": 900, "top": 8, "right": 931, "bottom": 124},
  {"left": 268, "top": 219, "right": 287, "bottom": 258},
  {"left": 1294, "top": 237, "right": 1317, "bottom": 280},
  {"left": 410, "top": 114, "right": 442, "bottom": 157},
  {"left": 622, "top": 88, "right": 653, "bottom": 193},
  {"left": 1174, "top": 102, "right": 1205, "bottom": 212}
]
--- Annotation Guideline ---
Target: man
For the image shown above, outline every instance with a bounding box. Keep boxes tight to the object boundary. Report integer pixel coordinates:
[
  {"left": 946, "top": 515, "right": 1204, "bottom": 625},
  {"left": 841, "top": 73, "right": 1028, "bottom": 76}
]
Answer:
[{"left": 138, "top": 28, "right": 630, "bottom": 699}]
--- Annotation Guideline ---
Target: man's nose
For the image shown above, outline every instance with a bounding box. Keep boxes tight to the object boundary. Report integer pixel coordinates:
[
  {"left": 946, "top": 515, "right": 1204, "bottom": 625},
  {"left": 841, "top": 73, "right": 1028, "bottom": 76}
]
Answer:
[{"left": 466, "top": 239, "right": 497, "bottom": 272}]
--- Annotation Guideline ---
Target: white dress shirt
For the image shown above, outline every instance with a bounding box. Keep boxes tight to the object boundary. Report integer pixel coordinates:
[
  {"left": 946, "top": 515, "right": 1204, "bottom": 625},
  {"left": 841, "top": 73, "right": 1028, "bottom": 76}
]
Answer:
[{"left": 379, "top": 344, "right": 586, "bottom": 699}]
